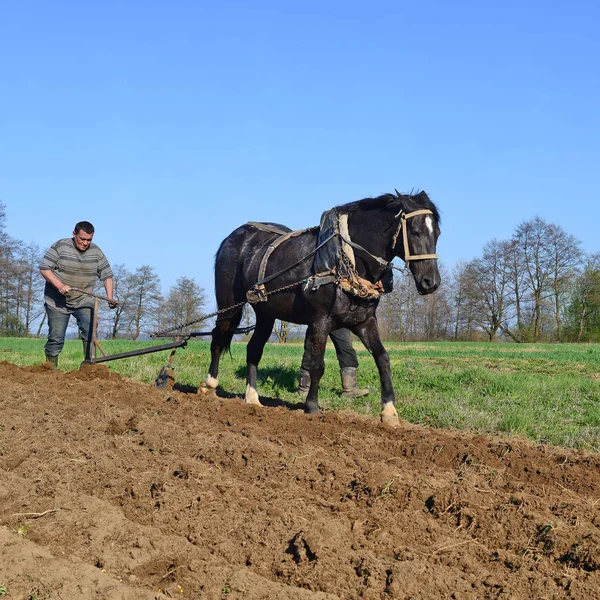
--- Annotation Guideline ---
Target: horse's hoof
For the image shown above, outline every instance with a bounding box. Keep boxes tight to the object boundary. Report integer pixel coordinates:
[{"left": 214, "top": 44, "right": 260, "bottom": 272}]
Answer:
[
  {"left": 381, "top": 403, "right": 400, "bottom": 428},
  {"left": 304, "top": 403, "right": 319, "bottom": 414},
  {"left": 245, "top": 398, "right": 263, "bottom": 407},
  {"left": 245, "top": 385, "right": 263, "bottom": 406},
  {"left": 201, "top": 375, "right": 219, "bottom": 390}
]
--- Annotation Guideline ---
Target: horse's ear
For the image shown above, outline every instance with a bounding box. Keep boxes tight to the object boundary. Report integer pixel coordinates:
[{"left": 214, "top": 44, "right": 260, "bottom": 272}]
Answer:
[{"left": 394, "top": 188, "right": 402, "bottom": 199}]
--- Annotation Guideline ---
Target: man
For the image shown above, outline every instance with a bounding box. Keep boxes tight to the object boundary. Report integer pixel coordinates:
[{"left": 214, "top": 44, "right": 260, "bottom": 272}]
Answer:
[
  {"left": 297, "top": 328, "right": 369, "bottom": 399},
  {"left": 39, "top": 221, "right": 115, "bottom": 368}
]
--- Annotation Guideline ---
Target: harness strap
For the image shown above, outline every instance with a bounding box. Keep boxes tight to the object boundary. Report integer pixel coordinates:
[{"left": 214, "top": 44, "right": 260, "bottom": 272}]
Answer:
[
  {"left": 247, "top": 222, "right": 291, "bottom": 235},
  {"left": 256, "top": 228, "right": 305, "bottom": 286},
  {"left": 337, "top": 233, "right": 390, "bottom": 268},
  {"left": 246, "top": 229, "right": 338, "bottom": 303},
  {"left": 338, "top": 214, "right": 356, "bottom": 268}
]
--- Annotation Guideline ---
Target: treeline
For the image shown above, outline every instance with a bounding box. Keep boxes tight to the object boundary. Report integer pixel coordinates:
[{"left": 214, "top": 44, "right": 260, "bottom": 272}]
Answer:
[
  {"left": 0, "top": 202, "right": 207, "bottom": 339},
  {"left": 1, "top": 200, "right": 599, "bottom": 342},
  {"left": 378, "top": 216, "right": 600, "bottom": 342}
]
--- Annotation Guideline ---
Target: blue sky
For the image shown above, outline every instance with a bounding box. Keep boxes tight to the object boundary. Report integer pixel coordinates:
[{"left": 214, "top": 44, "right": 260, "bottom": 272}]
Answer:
[{"left": 1, "top": 1, "right": 598, "bottom": 307}]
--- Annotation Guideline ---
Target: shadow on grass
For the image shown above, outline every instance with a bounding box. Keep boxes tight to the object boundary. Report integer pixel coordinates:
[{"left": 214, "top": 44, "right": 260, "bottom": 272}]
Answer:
[{"left": 234, "top": 365, "right": 300, "bottom": 392}]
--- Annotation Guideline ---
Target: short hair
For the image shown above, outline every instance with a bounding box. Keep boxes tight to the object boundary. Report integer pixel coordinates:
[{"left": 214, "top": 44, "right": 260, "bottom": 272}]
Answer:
[{"left": 74, "top": 221, "right": 95, "bottom": 235}]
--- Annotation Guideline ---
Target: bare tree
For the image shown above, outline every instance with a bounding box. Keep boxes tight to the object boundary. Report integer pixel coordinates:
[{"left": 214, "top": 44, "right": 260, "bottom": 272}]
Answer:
[
  {"left": 419, "top": 263, "right": 452, "bottom": 340},
  {"left": 449, "top": 261, "right": 478, "bottom": 341},
  {"left": 377, "top": 265, "right": 451, "bottom": 341},
  {"left": 546, "top": 224, "right": 583, "bottom": 341},
  {"left": 512, "top": 217, "right": 555, "bottom": 342},
  {"left": 376, "top": 269, "right": 405, "bottom": 341},
  {"left": 15, "top": 242, "right": 44, "bottom": 335},
  {"left": 463, "top": 239, "right": 513, "bottom": 342},
  {"left": 125, "top": 265, "right": 163, "bottom": 339},
  {"left": 94, "top": 263, "right": 133, "bottom": 339},
  {"left": 272, "top": 320, "right": 300, "bottom": 343},
  {"left": 0, "top": 228, "right": 24, "bottom": 335},
  {"left": 503, "top": 238, "right": 529, "bottom": 341},
  {"left": 158, "top": 276, "right": 206, "bottom": 332}
]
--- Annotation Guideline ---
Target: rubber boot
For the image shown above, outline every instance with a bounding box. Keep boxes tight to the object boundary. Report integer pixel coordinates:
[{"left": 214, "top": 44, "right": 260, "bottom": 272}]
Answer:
[
  {"left": 297, "top": 368, "right": 311, "bottom": 398},
  {"left": 82, "top": 340, "right": 91, "bottom": 362},
  {"left": 45, "top": 353, "right": 58, "bottom": 370},
  {"left": 341, "top": 367, "right": 369, "bottom": 399}
]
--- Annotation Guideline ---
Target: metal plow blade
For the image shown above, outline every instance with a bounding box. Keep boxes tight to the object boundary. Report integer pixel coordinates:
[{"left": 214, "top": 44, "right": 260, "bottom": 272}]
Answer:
[{"left": 155, "top": 366, "right": 175, "bottom": 390}]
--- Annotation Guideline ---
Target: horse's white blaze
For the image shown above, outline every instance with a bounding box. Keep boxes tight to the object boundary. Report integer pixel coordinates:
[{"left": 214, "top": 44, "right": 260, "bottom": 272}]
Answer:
[
  {"left": 245, "top": 384, "right": 262, "bottom": 406},
  {"left": 425, "top": 215, "right": 434, "bottom": 234},
  {"left": 203, "top": 375, "right": 219, "bottom": 389}
]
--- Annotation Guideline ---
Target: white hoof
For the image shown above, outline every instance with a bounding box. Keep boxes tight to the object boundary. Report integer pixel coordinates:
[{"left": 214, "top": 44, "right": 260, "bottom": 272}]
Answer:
[
  {"left": 381, "top": 402, "right": 400, "bottom": 428},
  {"left": 201, "top": 375, "right": 219, "bottom": 390},
  {"left": 245, "top": 384, "right": 263, "bottom": 406}
]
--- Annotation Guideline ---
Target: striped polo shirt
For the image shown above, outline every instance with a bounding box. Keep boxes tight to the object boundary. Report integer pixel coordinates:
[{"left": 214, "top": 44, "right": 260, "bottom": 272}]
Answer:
[{"left": 40, "top": 237, "right": 114, "bottom": 312}]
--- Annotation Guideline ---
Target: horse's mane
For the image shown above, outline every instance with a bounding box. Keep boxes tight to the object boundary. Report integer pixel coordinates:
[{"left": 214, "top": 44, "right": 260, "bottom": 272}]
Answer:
[{"left": 335, "top": 191, "right": 441, "bottom": 225}]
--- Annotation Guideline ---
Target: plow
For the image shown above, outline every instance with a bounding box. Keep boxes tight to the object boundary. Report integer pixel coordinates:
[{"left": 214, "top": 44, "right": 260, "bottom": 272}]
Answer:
[{"left": 73, "top": 287, "right": 253, "bottom": 389}]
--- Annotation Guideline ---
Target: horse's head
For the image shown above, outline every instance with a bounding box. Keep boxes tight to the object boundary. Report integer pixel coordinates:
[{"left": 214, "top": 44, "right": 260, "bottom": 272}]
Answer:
[{"left": 393, "top": 191, "right": 441, "bottom": 295}]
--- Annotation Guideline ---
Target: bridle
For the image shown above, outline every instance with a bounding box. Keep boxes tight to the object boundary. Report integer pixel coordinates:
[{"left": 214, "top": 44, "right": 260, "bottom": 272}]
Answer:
[
  {"left": 391, "top": 209, "right": 439, "bottom": 268},
  {"left": 337, "top": 207, "right": 439, "bottom": 273}
]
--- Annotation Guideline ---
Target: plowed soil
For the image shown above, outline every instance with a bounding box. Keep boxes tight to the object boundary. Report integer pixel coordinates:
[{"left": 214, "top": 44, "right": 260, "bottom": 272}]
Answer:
[{"left": 1, "top": 361, "right": 600, "bottom": 599}]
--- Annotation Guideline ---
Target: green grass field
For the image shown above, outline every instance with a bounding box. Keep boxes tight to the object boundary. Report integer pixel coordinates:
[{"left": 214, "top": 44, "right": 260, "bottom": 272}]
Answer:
[{"left": 2, "top": 337, "right": 600, "bottom": 451}]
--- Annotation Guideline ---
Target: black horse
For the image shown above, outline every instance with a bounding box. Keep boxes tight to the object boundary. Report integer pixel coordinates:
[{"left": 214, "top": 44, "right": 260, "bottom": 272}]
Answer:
[{"left": 202, "top": 191, "right": 441, "bottom": 426}]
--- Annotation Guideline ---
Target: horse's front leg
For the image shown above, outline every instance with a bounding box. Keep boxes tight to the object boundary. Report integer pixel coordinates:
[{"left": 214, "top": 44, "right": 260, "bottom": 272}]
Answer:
[
  {"left": 354, "top": 316, "right": 399, "bottom": 427},
  {"left": 305, "top": 324, "right": 329, "bottom": 414},
  {"left": 245, "top": 314, "right": 275, "bottom": 406}
]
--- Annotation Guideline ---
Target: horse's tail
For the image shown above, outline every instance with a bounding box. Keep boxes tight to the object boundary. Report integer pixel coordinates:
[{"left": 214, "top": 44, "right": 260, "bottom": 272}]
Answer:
[
  {"left": 212, "top": 226, "right": 251, "bottom": 354},
  {"left": 215, "top": 306, "right": 245, "bottom": 355}
]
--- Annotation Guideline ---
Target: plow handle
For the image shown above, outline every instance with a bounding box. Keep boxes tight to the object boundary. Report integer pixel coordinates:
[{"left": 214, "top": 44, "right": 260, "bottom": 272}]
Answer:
[{"left": 69, "top": 286, "right": 119, "bottom": 306}]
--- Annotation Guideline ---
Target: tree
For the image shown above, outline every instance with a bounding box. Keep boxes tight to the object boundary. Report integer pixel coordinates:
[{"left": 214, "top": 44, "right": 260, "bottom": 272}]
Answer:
[
  {"left": 463, "top": 240, "right": 512, "bottom": 342},
  {"left": 95, "top": 263, "right": 133, "bottom": 339},
  {"left": 565, "top": 253, "right": 600, "bottom": 342},
  {"left": 377, "top": 264, "right": 452, "bottom": 341},
  {"left": 503, "top": 238, "right": 529, "bottom": 342},
  {"left": 546, "top": 224, "right": 582, "bottom": 341},
  {"left": 449, "top": 261, "right": 477, "bottom": 341},
  {"left": 511, "top": 217, "right": 555, "bottom": 342},
  {"left": 158, "top": 276, "right": 206, "bottom": 333},
  {"left": 272, "top": 320, "right": 300, "bottom": 343},
  {"left": 376, "top": 269, "right": 405, "bottom": 341},
  {"left": 0, "top": 204, "right": 44, "bottom": 336},
  {"left": 124, "top": 265, "right": 163, "bottom": 339},
  {"left": 14, "top": 242, "right": 44, "bottom": 336}
]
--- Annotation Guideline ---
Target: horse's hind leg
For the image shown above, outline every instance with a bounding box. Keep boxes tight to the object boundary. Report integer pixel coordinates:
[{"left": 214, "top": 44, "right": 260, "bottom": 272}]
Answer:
[
  {"left": 202, "top": 308, "right": 244, "bottom": 391},
  {"left": 244, "top": 312, "right": 275, "bottom": 406}
]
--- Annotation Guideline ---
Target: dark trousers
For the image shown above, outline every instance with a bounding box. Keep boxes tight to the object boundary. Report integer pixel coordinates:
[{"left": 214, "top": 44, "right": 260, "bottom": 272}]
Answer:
[{"left": 301, "top": 328, "right": 358, "bottom": 371}]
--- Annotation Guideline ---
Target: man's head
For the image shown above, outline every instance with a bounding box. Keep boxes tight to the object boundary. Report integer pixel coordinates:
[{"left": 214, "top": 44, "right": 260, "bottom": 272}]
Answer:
[{"left": 73, "top": 221, "right": 95, "bottom": 252}]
